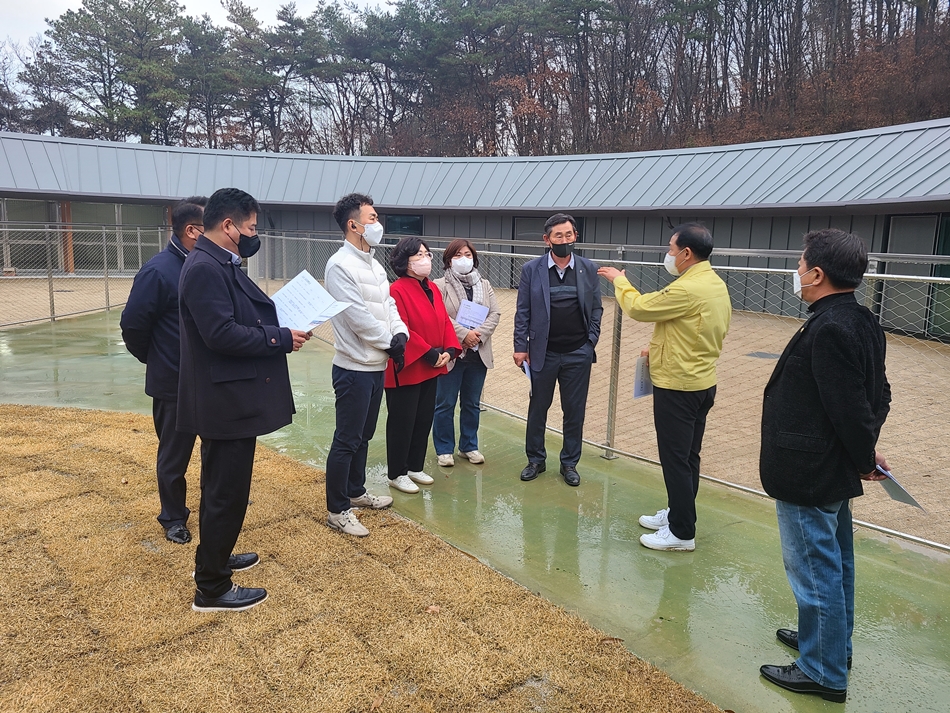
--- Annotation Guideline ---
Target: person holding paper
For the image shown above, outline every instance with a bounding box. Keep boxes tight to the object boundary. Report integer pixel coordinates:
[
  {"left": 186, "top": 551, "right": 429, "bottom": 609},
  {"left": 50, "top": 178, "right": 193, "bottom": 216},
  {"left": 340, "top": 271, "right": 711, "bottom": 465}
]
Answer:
[
  {"left": 513, "top": 213, "right": 603, "bottom": 487},
  {"left": 432, "top": 240, "right": 501, "bottom": 467},
  {"left": 121, "top": 196, "right": 206, "bottom": 546},
  {"left": 598, "top": 223, "right": 731, "bottom": 551},
  {"left": 757, "top": 229, "right": 890, "bottom": 703},
  {"left": 322, "top": 193, "right": 408, "bottom": 537},
  {"left": 385, "top": 237, "right": 461, "bottom": 494},
  {"left": 178, "top": 188, "right": 310, "bottom": 612}
]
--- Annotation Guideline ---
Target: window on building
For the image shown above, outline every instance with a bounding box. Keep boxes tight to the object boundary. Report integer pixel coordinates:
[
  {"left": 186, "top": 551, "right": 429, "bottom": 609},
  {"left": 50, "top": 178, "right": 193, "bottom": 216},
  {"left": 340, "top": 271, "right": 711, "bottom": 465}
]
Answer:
[{"left": 386, "top": 214, "right": 423, "bottom": 236}]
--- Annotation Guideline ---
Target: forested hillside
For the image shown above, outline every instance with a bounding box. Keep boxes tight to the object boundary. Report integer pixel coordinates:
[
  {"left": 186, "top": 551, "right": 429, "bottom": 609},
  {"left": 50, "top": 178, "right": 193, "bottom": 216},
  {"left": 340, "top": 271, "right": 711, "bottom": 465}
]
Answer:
[{"left": 1, "top": 0, "right": 948, "bottom": 156}]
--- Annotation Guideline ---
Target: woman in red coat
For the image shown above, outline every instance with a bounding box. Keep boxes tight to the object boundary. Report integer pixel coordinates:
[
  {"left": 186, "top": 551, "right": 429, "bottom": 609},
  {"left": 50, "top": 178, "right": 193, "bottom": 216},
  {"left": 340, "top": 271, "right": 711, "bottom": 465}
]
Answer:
[{"left": 385, "top": 237, "right": 461, "bottom": 494}]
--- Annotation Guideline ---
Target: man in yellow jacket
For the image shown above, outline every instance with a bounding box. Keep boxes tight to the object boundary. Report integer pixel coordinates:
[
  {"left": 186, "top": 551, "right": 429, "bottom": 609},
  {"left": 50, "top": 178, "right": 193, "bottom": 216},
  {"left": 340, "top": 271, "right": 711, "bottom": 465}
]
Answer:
[{"left": 599, "top": 223, "right": 731, "bottom": 552}]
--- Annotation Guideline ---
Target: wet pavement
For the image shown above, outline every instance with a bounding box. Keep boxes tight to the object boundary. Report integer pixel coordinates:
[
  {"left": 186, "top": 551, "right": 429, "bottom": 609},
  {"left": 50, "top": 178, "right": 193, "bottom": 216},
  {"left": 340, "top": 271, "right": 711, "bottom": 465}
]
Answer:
[{"left": 1, "top": 311, "right": 948, "bottom": 712}]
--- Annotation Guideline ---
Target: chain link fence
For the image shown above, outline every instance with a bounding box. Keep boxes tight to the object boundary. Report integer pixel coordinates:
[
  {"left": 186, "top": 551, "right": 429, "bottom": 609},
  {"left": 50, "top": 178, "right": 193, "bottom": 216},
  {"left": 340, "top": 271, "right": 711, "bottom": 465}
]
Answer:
[
  {"left": 2, "top": 227, "right": 949, "bottom": 544},
  {"left": 0, "top": 224, "right": 166, "bottom": 326}
]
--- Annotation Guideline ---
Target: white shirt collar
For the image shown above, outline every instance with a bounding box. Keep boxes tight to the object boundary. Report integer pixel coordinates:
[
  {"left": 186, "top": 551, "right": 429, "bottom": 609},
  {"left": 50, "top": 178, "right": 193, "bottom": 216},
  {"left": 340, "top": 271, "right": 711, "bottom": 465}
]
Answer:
[{"left": 547, "top": 251, "right": 575, "bottom": 276}]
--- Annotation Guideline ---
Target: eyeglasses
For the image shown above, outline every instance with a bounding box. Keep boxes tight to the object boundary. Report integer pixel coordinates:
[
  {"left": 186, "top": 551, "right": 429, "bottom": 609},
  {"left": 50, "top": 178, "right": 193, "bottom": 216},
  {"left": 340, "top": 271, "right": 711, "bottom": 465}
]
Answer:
[
  {"left": 188, "top": 224, "right": 204, "bottom": 231},
  {"left": 410, "top": 251, "right": 433, "bottom": 260}
]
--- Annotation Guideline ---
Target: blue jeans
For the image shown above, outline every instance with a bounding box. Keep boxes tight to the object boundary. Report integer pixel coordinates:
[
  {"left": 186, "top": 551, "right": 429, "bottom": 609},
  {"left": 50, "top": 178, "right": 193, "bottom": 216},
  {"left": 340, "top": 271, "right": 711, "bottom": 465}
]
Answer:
[
  {"left": 432, "top": 356, "right": 488, "bottom": 455},
  {"left": 775, "top": 499, "right": 854, "bottom": 690}
]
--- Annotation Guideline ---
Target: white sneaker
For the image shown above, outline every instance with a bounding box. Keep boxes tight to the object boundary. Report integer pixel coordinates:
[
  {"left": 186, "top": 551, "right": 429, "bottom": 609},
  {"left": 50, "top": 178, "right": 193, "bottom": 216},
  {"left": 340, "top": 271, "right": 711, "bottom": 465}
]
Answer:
[
  {"left": 327, "top": 509, "right": 369, "bottom": 537},
  {"left": 350, "top": 492, "right": 393, "bottom": 509},
  {"left": 638, "top": 507, "right": 670, "bottom": 530},
  {"left": 458, "top": 450, "right": 485, "bottom": 464},
  {"left": 389, "top": 475, "right": 420, "bottom": 493},
  {"left": 640, "top": 525, "right": 695, "bottom": 552},
  {"left": 407, "top": 470, "right": 434, "bottom": 485},
  {"left": 437, "top": 454, "right": 455, "bottom": 467}
]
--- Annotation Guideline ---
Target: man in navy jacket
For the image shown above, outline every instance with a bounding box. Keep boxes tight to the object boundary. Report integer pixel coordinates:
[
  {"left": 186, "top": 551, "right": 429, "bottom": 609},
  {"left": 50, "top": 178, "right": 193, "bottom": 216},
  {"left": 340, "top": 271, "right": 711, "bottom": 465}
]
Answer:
[
  {"left": 120, "top": 197, "right": 206, "bottom": 545},
  {"left": 178, "top": 188, "right": 309, "bottom": 612},
  {"left": 513, "top": 213, "right": 603, "bottom": 486},
  {"left": 758, "top": 229, "right": 891, "bottom": 703}
]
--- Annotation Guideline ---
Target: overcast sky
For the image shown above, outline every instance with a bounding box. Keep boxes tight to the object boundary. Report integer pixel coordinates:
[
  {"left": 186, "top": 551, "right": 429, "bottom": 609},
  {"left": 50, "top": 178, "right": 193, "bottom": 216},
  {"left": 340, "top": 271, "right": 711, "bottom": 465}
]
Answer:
[{"left": 4, "top": 0, "right": 384, "bottom": 47}]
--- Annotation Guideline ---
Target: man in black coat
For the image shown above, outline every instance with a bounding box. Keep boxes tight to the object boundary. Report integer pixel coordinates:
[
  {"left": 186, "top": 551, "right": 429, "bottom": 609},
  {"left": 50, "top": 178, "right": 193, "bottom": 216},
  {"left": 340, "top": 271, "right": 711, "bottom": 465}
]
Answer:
[
  {"left": 178, "top": 188, "right": 309, "bottom": 612},
  {"left": 758, "top": 229, "right": 891, "bottom": 703},
  {"left": 121, "top": 197, "right": 206, "bottom": 545},
  {"left": 513, "top": 213, "right": 603, "bottom": 486}
]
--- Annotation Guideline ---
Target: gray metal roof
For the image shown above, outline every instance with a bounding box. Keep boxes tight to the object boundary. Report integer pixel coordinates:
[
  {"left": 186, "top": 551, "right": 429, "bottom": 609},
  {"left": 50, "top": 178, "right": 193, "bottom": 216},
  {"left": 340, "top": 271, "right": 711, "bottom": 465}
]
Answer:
[{"left": 2, "top": 119, "right": 950, "bottom": 212}]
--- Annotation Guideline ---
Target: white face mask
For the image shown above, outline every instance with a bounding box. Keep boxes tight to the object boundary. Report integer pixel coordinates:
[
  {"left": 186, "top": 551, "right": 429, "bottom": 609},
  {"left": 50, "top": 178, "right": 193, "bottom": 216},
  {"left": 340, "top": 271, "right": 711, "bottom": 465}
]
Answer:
[
  {"left": 358, "top": 221, "right": 384, "bottom": 247},
  {"left": 410, "top": 256, "right": 432, "bottom": 278},
  {"left": 793, "top": 268, "right": 816, "bottom": 300},
  {"left": 452, "top": 256, "right": 474, "bottom": 275},
  {"left": 663, "top": 249, "right": 683, "bottom": 276}
]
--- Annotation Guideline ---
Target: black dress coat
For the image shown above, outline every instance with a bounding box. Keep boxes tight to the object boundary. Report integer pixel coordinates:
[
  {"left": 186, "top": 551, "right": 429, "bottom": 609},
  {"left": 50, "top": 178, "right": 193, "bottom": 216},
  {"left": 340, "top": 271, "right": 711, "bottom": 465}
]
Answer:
[
  {"left": 759, "top": 292, "right": 891, "bottom": 506},
  {"left": 120, "top": 234, "right": 189, "bottom": 401},
  {"left": 177, "top": 236, "right": 295, "bottom": 440}
]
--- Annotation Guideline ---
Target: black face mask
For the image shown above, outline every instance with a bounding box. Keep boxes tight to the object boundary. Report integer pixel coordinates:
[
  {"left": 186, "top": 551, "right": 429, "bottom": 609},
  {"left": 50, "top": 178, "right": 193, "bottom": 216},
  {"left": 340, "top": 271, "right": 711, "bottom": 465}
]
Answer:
[
  {"left": 551, "top": 241, "right": 574, "bottom": 258},
  {"left": 237, "top": 232, "right": 261, "bottom": 258}
]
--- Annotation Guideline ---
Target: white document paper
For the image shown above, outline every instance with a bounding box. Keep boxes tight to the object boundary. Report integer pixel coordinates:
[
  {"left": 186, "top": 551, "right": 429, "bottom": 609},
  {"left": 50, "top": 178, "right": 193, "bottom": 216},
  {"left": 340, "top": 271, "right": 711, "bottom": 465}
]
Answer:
[
  {"left": 456, "top": 299, "right": 490, "bottom": 329},
  {"left": 633, "top": 355, "right": 653, "bottom": 398},
  {"left": 271, "top": 270, "right": 349, "bottom": 332},
  {"left": 522, "top": 362, "right": 532, "bottom": 397},
  {"left": 876, "top": 466, "right": 925, "bottom": 511}
]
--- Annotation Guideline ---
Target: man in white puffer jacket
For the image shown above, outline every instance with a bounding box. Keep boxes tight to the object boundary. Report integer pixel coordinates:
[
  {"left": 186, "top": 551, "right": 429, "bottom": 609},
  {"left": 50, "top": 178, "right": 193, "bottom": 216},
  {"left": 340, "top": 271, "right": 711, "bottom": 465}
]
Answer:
[{"left": 323, "top": 193, "right": 409, "bottom": 536}]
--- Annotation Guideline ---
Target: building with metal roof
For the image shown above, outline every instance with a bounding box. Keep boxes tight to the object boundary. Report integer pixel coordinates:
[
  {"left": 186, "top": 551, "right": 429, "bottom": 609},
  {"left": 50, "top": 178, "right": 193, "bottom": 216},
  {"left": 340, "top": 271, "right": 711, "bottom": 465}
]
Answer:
[{"left": 1, "top": 118, "right": 949, "bottom": 264}]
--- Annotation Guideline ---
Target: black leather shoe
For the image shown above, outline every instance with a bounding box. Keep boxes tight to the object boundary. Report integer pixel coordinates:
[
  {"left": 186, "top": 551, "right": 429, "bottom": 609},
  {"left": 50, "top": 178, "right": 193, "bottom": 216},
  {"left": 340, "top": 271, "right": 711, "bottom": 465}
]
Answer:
[
  {"left": 520, "top": 462, "right": 546, "bottom": 481},
  {"left": 164, "top": 524, "right": 192, "bottom": 544},
  {"left": 228, "top": 553, "right": 260, "bottom": 572},
  {"left": 776, "top": 629, "right": 851, "bottom": 669},
  {"left": 759, "top": 662, "right": 846, "bottom": 702},
  {"left": 560, "top": 464, "right": 580, "bottom": 486},
  {"left": 192, "top": 584, "right": 267, "bottom": 612}
]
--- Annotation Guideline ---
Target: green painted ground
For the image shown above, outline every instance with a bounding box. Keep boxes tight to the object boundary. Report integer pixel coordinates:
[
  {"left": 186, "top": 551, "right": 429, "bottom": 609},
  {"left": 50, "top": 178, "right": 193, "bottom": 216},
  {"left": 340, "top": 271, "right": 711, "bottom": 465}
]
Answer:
[{"left": 2, "top": 311, "right": 947, "bottom": 712}]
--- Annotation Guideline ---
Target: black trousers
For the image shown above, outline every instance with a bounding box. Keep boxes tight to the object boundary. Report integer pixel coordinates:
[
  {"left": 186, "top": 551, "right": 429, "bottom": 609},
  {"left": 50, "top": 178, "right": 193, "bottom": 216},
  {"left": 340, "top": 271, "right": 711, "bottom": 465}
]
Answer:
[
  {"left": 385, "top": 378, "right": 438, "bottom": 479},
  {"left": 525, "top": 343, "right": 594, "bottom": 467},
  {"left": 325, "top": 366, "right": 385, "bottom": 513},
  {"left": 194, "top": 436, "right": 256, "bottom": 598},
  {"left": 152, "top": 398, "right": 196, "bottom": 529},
  {"left": 653, "top": 385, "right": 716, "bottom": 541}
]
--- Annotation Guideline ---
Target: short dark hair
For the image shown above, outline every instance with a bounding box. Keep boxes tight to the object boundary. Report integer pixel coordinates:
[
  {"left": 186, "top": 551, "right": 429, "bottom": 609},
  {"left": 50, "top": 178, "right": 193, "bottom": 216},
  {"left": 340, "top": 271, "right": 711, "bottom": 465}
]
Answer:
[
  {"left": 442, "top": 239, "right": 479, "bottom": 269},
  {"left": 802, "top": 229, "right": 868, "bottom": 289},
  {"left": 203, "top": 188, "right": 260, "bottom": 232},
  {"left": 171, "top": 196, "right": 207, "bottom": 237},
  {"left": 544, "top": 213, "right": 578, "bottom": 237},
  {"left": 671, "top": 222, "right": 713, "bottom": 260},
  {"left": 333, "top": 193, "right": 374, "bottom": 232},
  {"left": 389, "top": 236, "right": 430, "bottom": 278}
]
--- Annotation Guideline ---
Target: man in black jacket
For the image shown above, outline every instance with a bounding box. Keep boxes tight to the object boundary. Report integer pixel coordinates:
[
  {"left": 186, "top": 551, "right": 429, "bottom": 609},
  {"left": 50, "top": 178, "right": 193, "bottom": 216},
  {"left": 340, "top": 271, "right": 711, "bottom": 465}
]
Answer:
[
  {"left": 120, "top": 197, "right": 206, "bottom": 544},
  {"left": 178, "top": 188, "right": 309, "bottom": 612},
  {"left": 758, "top": 229, "right": 891, "bottom": 703}
]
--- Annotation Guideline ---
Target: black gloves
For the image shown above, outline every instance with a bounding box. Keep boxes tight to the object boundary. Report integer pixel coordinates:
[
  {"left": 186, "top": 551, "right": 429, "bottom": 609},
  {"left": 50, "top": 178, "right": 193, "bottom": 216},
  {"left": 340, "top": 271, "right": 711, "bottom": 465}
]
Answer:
[
  {"left": 387, "top": 333, "right": 408, "bottom": 374},
  {"left": 386, "top": 332, "right": 408, "bottom": 358}
]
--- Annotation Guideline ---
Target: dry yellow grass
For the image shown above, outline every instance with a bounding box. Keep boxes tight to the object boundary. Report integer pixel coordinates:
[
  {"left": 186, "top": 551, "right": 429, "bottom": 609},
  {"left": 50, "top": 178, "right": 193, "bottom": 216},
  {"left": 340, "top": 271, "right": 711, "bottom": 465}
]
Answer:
[{"left": 0, "top": 404, "right": 721, "bottom": 713}]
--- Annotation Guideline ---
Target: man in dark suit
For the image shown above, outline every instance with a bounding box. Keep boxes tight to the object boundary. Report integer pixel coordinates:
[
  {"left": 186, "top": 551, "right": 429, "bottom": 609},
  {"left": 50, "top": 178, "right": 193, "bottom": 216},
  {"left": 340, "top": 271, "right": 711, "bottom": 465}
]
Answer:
[
  {"left": 121, "top": 197, "right": 206, "bottom": 545},
  {"left": 513, "top": 213, "right": 603, "bottom": 486},
  {"left": 758, "top": 229, "right": 891, "bottom": 703},
  {"left": 178, "top": 188, "right": 309, "bottom": 612}
]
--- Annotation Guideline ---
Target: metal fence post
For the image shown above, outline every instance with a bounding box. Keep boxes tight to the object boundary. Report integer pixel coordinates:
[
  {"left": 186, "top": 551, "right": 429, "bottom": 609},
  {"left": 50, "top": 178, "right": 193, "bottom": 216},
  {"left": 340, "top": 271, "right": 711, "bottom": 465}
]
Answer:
[
  {"left": 601, "top": 297, "right": 623, "bottom": 460},
  {"left": 46, "top": 225, "right": 56, "bottom": 322},
  {"left": 102, "top": 226, "right": 111, "bottom": 310}
]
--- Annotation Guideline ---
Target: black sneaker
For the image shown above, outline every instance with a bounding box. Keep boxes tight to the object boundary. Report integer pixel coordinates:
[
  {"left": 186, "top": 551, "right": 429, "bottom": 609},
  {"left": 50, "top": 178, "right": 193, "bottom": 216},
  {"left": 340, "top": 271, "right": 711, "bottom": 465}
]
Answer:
[
  {"left": 164, "top": 524, "right": 192, "bottom": 544},
  {"left": 192, "top": 584, "right": 267, "bottom": 612},
  {"left": 228, "top": 553, "right": 260, "bottom": 572}
]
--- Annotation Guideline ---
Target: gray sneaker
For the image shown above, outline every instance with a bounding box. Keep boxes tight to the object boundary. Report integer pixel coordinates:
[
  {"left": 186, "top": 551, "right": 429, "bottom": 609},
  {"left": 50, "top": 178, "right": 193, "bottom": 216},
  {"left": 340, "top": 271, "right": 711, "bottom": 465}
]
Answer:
[
  {"left": 350, "top": 492, "right": 394, "bottom": 509},
  {"left": 327, "top": 509, "right": 370, "bottom": 537}
]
